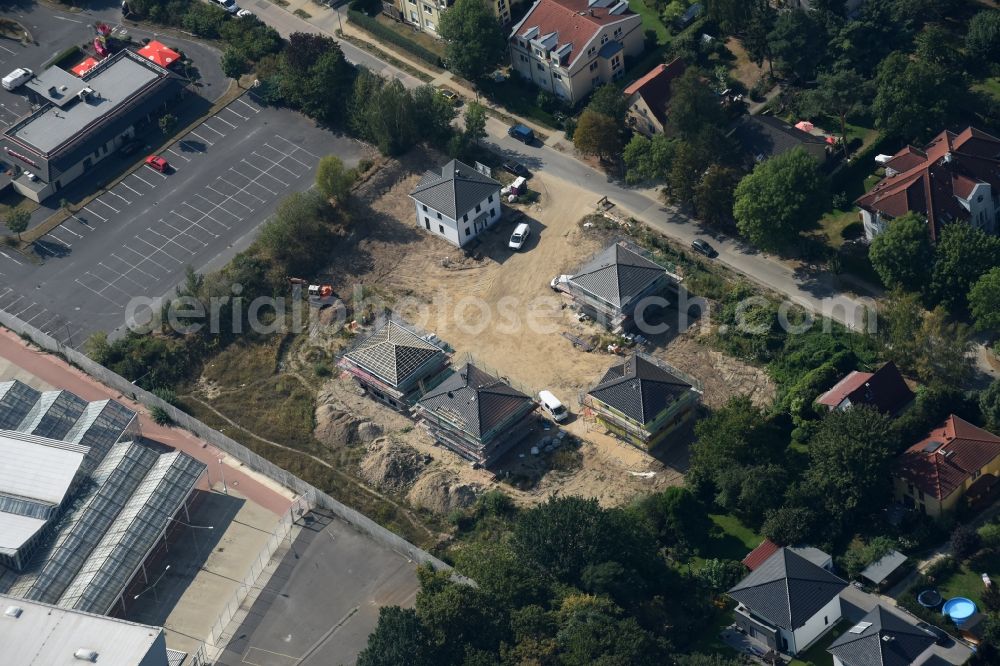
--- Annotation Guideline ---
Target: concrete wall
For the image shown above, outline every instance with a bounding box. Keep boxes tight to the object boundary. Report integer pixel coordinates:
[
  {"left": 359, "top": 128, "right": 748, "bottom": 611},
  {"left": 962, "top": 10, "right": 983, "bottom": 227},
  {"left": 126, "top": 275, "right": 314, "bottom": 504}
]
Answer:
[
  {"left": 415, "top": 192, "right": 500, "bottom": 248},
  {"left": 792, "top": 593, "right": 842, "bottom": 655},
  {"left": 0, "top": 309, "right": 463, "bottom": 582}
]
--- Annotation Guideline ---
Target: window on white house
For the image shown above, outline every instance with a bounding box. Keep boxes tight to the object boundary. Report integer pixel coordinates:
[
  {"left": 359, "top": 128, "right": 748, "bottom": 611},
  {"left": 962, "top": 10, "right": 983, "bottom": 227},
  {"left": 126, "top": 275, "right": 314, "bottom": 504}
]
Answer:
[
  {"left": 612, "top": 55, "right": 620, "bottom": 69},
  {"left": 488, "top": 194, "right": 494, "bottom": 203},
  {"left": 587, "top": 46, "right": 595, "bottom": 56},
  {"left": 475, "top": 203, "right": 482, "bottom": 213},
  {"left": 614, "top": 27, "right": 621, "bottom": 38},
  {"left": 553, "top": 72, "right": 561, "bottom": 80},
  {"left": 410, "top": 10, "right": 418, "bottom": 20},
  {"left": 422, "top": 204, "right": 427, "bottom": 211},
  {"left": 600, "top": 34, "right": 608, "bottom": 44},
  {"left": 423, "top": 4, "right": 432, "bottom": 12},
  {"left": 589, "top": 61, "right": 598, "bottom": 71},
  {"left": 463, "top": 213, "right": 469, "bottom": 222},
  {"left": 536, "top": 63, "right": 544, "bottom": 71},
  {"left": 437, "top": 211, "right": 442, "bottom": 220},
  {"left": 520, "top": 54, "right": 527, "bottom": 62},
  {"left": 439, "top": 224, "right": 444, "bottom": 233},
  {"left": 424, "top": 219, "right": 430, "bottom": 229},
  {"left": 466, "top": 228, "right": 471, "bottom": 236},
  {"left": 426, "top": 20, "right": 435, "bottom": 29},
  {"left": 535, "top": 48, "right": 542, "bottom": 56}
]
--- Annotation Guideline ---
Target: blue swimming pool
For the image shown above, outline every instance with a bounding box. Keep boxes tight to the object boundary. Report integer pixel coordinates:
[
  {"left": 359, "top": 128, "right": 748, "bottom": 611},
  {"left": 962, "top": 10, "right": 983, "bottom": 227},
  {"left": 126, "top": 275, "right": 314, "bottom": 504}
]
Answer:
[{"left": 942, "top": 597, "right": 977, "bottom": 625}]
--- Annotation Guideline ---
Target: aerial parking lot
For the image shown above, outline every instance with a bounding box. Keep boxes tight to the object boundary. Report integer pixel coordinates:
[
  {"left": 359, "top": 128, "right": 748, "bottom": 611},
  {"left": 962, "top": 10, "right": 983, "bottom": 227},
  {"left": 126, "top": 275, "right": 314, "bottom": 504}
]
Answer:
[{"left": 0, "top": 90, "right": 367, "bottom": 347}]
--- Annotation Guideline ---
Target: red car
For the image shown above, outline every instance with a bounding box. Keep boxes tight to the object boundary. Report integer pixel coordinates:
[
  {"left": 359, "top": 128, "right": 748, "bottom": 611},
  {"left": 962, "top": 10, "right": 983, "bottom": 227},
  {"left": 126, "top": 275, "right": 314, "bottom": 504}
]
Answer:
[{"left": 144, "top": 155, "right": 170, "bottom": 173}]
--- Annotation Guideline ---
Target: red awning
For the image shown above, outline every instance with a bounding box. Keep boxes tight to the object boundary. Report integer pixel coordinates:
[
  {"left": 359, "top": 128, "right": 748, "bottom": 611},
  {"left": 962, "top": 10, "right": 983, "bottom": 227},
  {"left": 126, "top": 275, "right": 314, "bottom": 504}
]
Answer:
[
  {"left": 70, "top": 57, "right": 99, "bottom": 77},
  {"left": 137, "top": 40, "right": 181, "bottom": 68}
]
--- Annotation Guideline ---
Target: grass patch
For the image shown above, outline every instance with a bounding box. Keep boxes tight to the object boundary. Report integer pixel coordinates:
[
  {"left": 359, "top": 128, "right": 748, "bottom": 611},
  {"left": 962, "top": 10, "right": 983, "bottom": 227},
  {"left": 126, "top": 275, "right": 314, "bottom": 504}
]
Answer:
[
  {"left": 817, "top": 208, "right": 860, "bottom": 249},
  {"left": 937, "top": 552, "right": 1000, "bottom": 608},
  {"left": 211, "top": 375, "right": 318, "bottom": 452},
  {"left": 348, "top": 10, "right": 443, "bottom": 70},
  {"left": 972, "top": 76, "right": 1000, "bottom": 102},
  {"left": 336, "top": 30, "right": 435, "bottom": 82},
  {"left": 699, "top": 513, "right": 762, "bottom": 562},
  {"left": 43, "top": 45, "right": 81, "bottom": 70},
  {"left": 293, "top": 8, "right": 311, "bottom": 18},
  {"left": 0, "top": 189, "right": 38, "bottom": 223},
  {"left": 202, "top": 339, "right": 280, "bottom": 386},
  {"left": 628, "top": 0, "right": 670, "bottom": 45}
]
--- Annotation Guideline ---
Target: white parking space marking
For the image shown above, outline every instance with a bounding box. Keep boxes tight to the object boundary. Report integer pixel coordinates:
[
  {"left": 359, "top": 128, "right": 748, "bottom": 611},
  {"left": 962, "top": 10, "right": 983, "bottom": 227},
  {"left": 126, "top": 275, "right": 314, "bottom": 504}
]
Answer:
[
  {"left": 251, "top": 151, "right": 302, "bottom": 179},
  {"left": 274, "top": 134, "right": 320, "bottom": 160},
  {"left": 167, "top": 210, "right": 216, "bottom": 241},
  {"left": 225, "top": 105, "right": 249, "bottom": 121},
  {"left": 147, "top": 227, "right": 198, "bottom": 255},
  {"left": 0, "top": 249, "right": 23, "bottom": 265},
  {"left": 75, "top": 274, "right": 131, "bottom": 304},
  {"left": 181, "top": 201, "right": 233, "bottom": 231},
  {"left": 106, "top": 189, "right": 132, "bottom": 205},
  {"left": 121, "top": 245, "right": 172, "bottom": 273},
  {"left": 235, "top": 98, "right": 260, "bottom": 114},
  {"left": 218, "top": 176, "right": 266, "bottom": 203},
  {"left": 178, "top": 139, "right": 206, "bottom": 154},
  {"left": 263, "top": 143, "right": 309, "bottom": 169},
  {"left": 65, "top": 217, "right": 91, "bottom": 234},
  {"left": 82, "top": 206, "right": 108, "bottom": 222},
  {"left": 97, "top": 260, "right": 147, "bottom": 291},
  {"left": 188, "top": 130, "right": 214, "bottom": 146},
  {"left": 206, "top": 186, "right": 254, "bottom": 211},
  {"left": 131, "top": 171, "right": 155, "bottom": 188},
  {"left": 93, "top": 198, "right": 120, "bottom": 214},
  {"left": 200, "top": 122, "right": 226, "bottom": 137},
  {"left": 212, "top": 114, "right": 238, "bottom": 129},
  {"left": 47, "top": 233, "right": 72, "bottom": 248},
  {"left": 133, "top": 236, "right": 185, "bottom": 264},
  {"left": 167, "top": 148, "right": 191, "bottom": 161},
  {"left": 241, "top": 159, "right": 290, "bottom": 187},
  {"left": 0, "top": 44, "right": 14, "bottom": 55},
  {"left": 229, "top": 168, "right": 278, "bottom": 196},
  {"left": 34, "top": 243, "right": 56, "bottom": 257},
  {"left": 119, "top": 181, "right": 143, "bottom": 197}
]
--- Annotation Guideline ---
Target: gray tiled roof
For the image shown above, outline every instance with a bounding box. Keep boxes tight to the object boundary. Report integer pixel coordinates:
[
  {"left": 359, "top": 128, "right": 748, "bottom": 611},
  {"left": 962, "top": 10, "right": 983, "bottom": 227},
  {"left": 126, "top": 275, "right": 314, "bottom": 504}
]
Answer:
[
  {"left": 418, "top": 364, "right": 532, "bottom": 438},
  {"left": 344, "top": 320, "right": 444, "bottom": 388},
  {"left": 729, "top": 548, "right": 847, "bottom": 632},
  {"left": 828, "top": 605, "right": 935, "bottom": 666},
  {"left": 409, "top": 159, "right": 500, "bottom": 220},
  {"left": 588, "top": 353, "right": 692, "bottom": 425},
  {"left": 569, "top": 243, "right": 666, "bottom": 308}
]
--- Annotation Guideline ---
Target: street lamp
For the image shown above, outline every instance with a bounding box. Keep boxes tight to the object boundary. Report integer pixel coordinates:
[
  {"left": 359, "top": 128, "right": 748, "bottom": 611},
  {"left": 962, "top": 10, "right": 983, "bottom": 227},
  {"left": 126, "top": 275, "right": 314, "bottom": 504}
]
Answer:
[
  {"left": 133, "top": 564, "right": 171, "bottom": 601},
  {"left": 218, "top": 456, "right": 228, "bottom": 495},
  {"left": 167, "top": 516, "right": 213, "bottom": 530}
]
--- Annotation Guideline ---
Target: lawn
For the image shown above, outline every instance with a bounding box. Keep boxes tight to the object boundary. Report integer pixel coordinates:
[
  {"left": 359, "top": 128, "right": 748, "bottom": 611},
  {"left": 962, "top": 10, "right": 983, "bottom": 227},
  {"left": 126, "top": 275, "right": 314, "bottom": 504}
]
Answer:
[
  {"left": 817, "top": 208, "right": 861, "bottom": 249},
  {"left": 629, "top": 0, "right": 670, "bottom": 45},
  {"left": 937, "top": 553, "right": 1000, "bottom": 608},
  {"left": 703, "top": 513, "right": 762, "bottom": 560},
  {"left": 375, "top": 14, "right": 445, "bottom": 58},
  {"left": 479, "top": 76, "right": 560, "bottom": 129},
  {"left": 972, "top": 76, "right": 1000, "bottom": 103}
]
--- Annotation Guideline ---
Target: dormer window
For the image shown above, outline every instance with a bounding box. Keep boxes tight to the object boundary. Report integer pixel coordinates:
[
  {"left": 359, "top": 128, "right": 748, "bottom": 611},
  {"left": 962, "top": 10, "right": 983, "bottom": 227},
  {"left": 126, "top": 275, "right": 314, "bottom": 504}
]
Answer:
[
  {"left": 600, "top": 34, "right": 608, "bottom": 44},
  {"left": 614, "top": 27, "right": 622, "bottom": 38}
]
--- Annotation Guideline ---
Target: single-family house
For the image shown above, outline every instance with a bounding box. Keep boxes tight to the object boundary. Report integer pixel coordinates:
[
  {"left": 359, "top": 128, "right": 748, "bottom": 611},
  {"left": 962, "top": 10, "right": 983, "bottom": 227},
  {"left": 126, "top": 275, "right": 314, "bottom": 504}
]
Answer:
[
  {"left": 410, "top": 159, "right": 502, "bottom": 249},
  {"left": 508, "top": 0, "right": 644, "bottom": 105},
  {"left": 815, "top": 362, "right": 914, "bottom": 416},
  {"left": 827, "top": 605, "right": 935, "bottom": 666},
  {"left": 856, "top": 126, "right": 1000, "bottom": 241},
  {"left": 337, "top": 318, "right": 451, "bottom": 411},
  {"left": 742, "top": 539, "right": 833, "bottom": 572},
  {"left": 582, "top": 352, "right": 700, "bottom": 450},
  {"left": 413, "top": 363, "right": 536, "bottom": 466},
  {"left": 894, "top": 414, "right": 1000, "bottom": 517},
  {"left": 623, "top": 58, "right": 686, "bottom": 137},
  {"left": 560, "top": 241, "right": 680, "bottom": 332},
  {"left": 729, "top": 547, "right": 848, "bottom": 656},
  {"left": 386, "top": 0, "right": 510, "bottom": 38},
  {"left": 731, "top": 114, "right": 829, "bottom": 165},
  {"left": 858, "top": 550, "right": 909, "bottom": 592}
]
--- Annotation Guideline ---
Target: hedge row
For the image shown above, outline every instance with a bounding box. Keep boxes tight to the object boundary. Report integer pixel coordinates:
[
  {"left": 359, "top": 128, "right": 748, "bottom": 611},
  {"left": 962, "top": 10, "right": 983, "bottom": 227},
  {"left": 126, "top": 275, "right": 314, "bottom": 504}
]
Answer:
[{"left": 346, "top": 10, "right": 443, "bottom": 70}]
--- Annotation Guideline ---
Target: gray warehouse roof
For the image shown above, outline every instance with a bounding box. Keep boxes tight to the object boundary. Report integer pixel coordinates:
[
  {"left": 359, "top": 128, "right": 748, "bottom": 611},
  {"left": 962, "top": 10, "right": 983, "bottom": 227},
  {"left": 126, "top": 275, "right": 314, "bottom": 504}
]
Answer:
[
  {"left": 344, "top": 320, "right": 445, "bottom": 388},
  {"left": 828, "top": 605, "right": 934, "bottom": 666},
  {"left": 568, "top": 242, "right": 667, "bottom": 309},
  {"left": 0, "top": 592, "right": 168, "bottom": 666},
  {"left": 0, "top": 430, "right": 87, "bottom": 507},
  {"left": 409, "top": 159, "right": 500, "bottom": 220},
  {"left": 5, "top": 49, "right": 174, "bottom": 156},
  {"left": 23, "top": 66, "right": 85, "bottom": 108},
  {"left": 728, "top": 547, "right": 847, "bottom": 632}
]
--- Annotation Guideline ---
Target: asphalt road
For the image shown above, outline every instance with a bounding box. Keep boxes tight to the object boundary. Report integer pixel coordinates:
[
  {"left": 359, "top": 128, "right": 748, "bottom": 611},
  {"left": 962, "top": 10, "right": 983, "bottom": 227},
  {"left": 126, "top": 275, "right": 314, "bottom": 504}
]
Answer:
[
  {"left": 215, "top": 511, "right": 420, "bottom": 666},
  {"left": 0, "top": 91, "right": 365, "bottom": 347}
]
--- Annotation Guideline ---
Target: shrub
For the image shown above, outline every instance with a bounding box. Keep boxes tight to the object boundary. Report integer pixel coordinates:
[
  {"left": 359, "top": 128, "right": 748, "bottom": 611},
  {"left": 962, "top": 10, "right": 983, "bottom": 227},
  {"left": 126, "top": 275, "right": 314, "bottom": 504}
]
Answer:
[
  {"left": 150, "top": 406, "right": 173, "bottom": 426},
  {"left": 980, "top": 522, "right": 1000, "bottom": 549},
  {"left": 952, "top": 525, "right": 982, "bottom": 561},
  {"left": 152, "top": 387, "right": 179, "bottom": 406},
  {"left": 314, "top": 361, "right": 332, "bottom": 377}
]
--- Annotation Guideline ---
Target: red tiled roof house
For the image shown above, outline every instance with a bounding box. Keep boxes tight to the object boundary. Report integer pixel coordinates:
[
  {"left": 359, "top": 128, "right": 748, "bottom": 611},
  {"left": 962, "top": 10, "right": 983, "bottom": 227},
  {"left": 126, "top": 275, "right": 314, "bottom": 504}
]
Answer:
[
  {"left": 814, "top": 362, "right": 914, "bottom": 416},
  {"left": 509, "top": 0, "right": 644, "bottom": 105},
  {"left": 623, "top": 58, "right": 686, "bottom": 137},
  {"left": 855, "top": 126, "right": 1000, "bottom": 242},
  {"left": 894, "top": 415, "right": 1000, "bottom": 517}
]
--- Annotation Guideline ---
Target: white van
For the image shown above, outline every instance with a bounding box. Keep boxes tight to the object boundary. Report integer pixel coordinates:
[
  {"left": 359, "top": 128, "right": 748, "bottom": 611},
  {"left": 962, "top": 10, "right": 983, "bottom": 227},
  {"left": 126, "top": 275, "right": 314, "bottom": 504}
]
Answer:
[
  {"left": 509, "top": 222, "right": 530, "bottom": 250},
  {"left": 538, "top": 390, "right": 568, "bottom": 423},
  {"left": 3, "top": 68, "right": 32, "bottom": 91}
]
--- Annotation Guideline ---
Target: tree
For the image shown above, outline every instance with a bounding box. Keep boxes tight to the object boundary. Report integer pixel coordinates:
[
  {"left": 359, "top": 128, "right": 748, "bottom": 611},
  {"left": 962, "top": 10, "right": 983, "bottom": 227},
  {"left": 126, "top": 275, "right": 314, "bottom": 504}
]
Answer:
[
  {"left": 158, "top": 113, "right": 178, "bottom": 135},
  {"left": 868, "top": 212, "right": 933, "bottom": 292},
  {"left": 623, "top": 133, "right": 677, "bottom": 184},
  {"left": 358, "top": 607, "right": 436, "bottom": 666},
  {"left": 966, "top": 10, "right": 1000, "bottom": 65},
  {"left": 915, "top": 24, "right": 960, "bottom": 68},
  {"left": 930, "top": 223, "right": 1000, "bottom": 314},
  {"left": 667, "top": 141, "right": 701, "bottom": 204},
  {"left": 255, "top": 190, "right": 336, "bottom": 277},
  {"left": 688, "top": 396, "right": 778, "bottom": 497},
  {"left": 697, "top": 559, "right": 746, "bottom": 595},
  {"left": 873, "top": 51, "right": 957, "bottom": 141},
  {"left": 462, "top": 101, "right": 487, "bottom": 146},
  {"left": 805, "top": 407, "right": 899, "bottom": 533},
  {"left": 767, "top": 9, "right": 827, "bottom": 82},
  {"left": 221, "top": 46, "right": 250, "bottom": 83},
  {"left": 761, "top": 505, "right": 817, "bottom": 546},
  {"left": 439, "top": 0, "right": 506, "bottom": 82},
  {"left": 980, "top": 380, "right": 1000, "bottom": 433},
  {"left": 315, "top": 155, "right": 355, "bottom": 203},
  {"left": 743, "top": 3, "right": 776, "bottom": 75},
  {"left": 633, "top": 487, "right": 711, "bottom": 550},
  {"left": 732, "top": 148, "right": 828, "bottom": 251},
  {"left": 804, "top": 69, "right": 868, "bottom": 152},
  {"left": 879, "top": 288, "right": 925, "bottom": 373},
  {"left": 4, "top": 208, "right": 29, "bottom": 241},
  {"left": 668, "top": 69, "right": 725, "bottom": 140},
  {"left": 694, "top": 165, "right": 739, "bottom": 227},
  {"left": 415, "top": 571, "right": 509, "bottom": 663},
  {"left": 969, "top": 267, "right": 1000, "bottom": 333},
  {"left": 951, "top": 524, "right": 982, "bottom": 561},
  {"left": 181, "top": 2, "right": 227, "bottom": 37},
  {"left": 573, "top": 109, "right": 623, "bottom": 161},
  {"left": 914, "top": 306, "right": 973, "bottom": 388},
  {"left": 554, "top": 595, "right": 667, "bottom": 665},
  {"left": 586, "top": 84, "right": 628, "bottom": 124}
]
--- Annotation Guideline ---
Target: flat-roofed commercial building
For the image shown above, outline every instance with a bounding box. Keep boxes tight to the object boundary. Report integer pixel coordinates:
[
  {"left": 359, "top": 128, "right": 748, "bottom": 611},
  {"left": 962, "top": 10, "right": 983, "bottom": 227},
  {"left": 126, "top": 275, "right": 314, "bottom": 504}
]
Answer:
[
  {"left": 0, "top": 49, "right": 184, "bottom": 202},
  {"left": 0, "top": 592, "right": 174, "bottom": 666}
]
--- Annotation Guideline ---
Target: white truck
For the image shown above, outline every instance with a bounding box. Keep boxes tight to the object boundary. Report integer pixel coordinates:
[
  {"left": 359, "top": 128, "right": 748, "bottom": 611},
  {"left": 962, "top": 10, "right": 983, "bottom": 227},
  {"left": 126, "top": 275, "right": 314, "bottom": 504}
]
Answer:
[{"left": 2, "top": 68, "right": 32, "bottom": 91}]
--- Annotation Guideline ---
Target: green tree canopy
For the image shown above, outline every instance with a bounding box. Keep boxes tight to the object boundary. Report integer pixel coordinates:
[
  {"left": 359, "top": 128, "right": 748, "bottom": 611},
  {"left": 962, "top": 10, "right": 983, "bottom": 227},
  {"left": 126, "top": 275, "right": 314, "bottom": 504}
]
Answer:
[
  {"left": 315, "top": 155, "right": 355, "bottom": 203},
  {"left": 439, "top": 0, "right": 506, "bottom": 82},
  {"left": 873, "top": 51, "right": 957, "bottom": 141},
  {"left": 980, "top": 379, "right": 1000, "bottom": 434},
  {"left": 767, "top": 9, "right": 827, "bottom": 81},
  {"left": 930, "top": 222, "right": 1000, "bottom": 314},
  {"left": 868, "top": 212, "right": 933, "bottom": 292},
  {"left": 623, "top": 134, "right": 678, "bottom": 185},
  {"left": 694, "top": 164, "right": 739, "bottom": 227},
  {"left": 966, "top": 10, "right": 1000, "bottom": 65},
  {"left": 732, "top": 148, "right": 828, "bottom": 250},
  {"left": 4, "top": 208, "right": 29, "bottom": 241},
  {"left": 632, "top": 487, "right": 711, "bottom": 550},
  {"left": 357, "top": 607, "right": 436, "bottom": 666},
  {"left": 586, "top": 84, "right": 628, "bottom": 123},
  {"left": 803, "top": 69, "right": 869, "bottom": 150},
  {"left": 573, "top": 109, "right": 623, "bottom": 160},
  {"left": 668, "top": 68, "right": 726, "bottom": 140},
  {"left": 221, "top": 47, "right": 250, "bottom": 82},
  {"left": 969, "top": 267, "right": 1000, "bottom": 333}
]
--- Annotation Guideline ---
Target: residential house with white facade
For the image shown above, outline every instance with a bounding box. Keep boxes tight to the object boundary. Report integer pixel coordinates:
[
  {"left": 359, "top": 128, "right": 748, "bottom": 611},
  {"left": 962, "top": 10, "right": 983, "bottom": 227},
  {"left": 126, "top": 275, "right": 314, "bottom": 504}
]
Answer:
[
  {"left": 856, "top": 126, "right": 1000, "bottom": 242},
  {"left": 508, "top": 0, "right": 644, "bottom": 105},
  {"left": 729, "top": 547, "right": 847, "bottom": 656},
  {"left": 386, "top": 0, "right": 510, "bottom": 38},
  {"left": 409, "top": 159, "right": 502, "bottom": 248},
  {"left": 623, "top": 58, "right": 686, "bottom": 137}
]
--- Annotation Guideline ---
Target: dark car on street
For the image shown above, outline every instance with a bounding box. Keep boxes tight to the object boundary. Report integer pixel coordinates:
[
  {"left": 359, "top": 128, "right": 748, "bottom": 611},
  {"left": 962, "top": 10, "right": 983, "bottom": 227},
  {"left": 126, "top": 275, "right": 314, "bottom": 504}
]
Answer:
[
  {"left": 691, "top": 238, "right": 717, "bottom": 257},
  {"left": 502, "top": 161, "right": 531, "bottom": 179}
]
